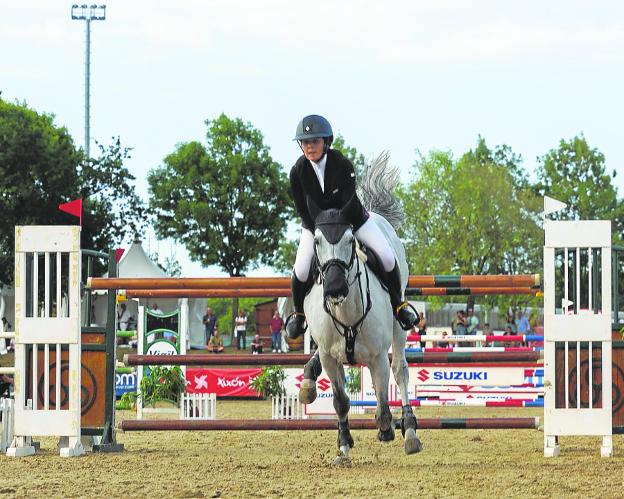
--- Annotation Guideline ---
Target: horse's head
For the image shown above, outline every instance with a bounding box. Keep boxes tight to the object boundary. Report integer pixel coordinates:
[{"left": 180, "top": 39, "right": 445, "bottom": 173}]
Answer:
[{"left": 308, "top": 197, "right": 357, "bottom": 305}]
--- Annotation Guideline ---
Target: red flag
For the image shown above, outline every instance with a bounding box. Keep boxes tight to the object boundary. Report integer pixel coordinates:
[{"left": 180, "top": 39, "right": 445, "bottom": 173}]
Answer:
[{"left": 58, "top": 198, "right": 82, "bottom": 226}]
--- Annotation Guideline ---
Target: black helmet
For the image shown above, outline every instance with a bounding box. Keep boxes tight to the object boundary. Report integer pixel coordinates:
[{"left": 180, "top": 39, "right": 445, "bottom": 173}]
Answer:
[{"left": 294, "top": 115, "right": 333, "bottom": 145}]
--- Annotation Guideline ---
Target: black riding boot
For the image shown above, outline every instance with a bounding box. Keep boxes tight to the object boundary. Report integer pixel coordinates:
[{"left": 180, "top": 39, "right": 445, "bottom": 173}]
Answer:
[
  {"left": 384, "top": 261, "right": 418, "bottom": 331},
  {"left": 286, "top": 273, "right": 308, "bottom": 339}
]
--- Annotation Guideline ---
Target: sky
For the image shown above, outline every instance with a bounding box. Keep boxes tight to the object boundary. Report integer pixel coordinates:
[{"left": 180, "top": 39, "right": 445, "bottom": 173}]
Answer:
[{"left": 2, "top": 1, "right": 623, "bottom": 277}]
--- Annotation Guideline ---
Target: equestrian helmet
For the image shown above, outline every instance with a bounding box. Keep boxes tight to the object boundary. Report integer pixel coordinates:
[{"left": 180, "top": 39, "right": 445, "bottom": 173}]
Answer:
[{"left": 294, "top": 115, "right": 334, "bottom": 145}]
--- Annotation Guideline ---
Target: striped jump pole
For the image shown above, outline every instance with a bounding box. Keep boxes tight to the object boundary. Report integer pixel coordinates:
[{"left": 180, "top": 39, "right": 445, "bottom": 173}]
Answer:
[
  {"left": 123, "top": 350, "right": 542, "bottom": 367},
  {"left": 120, "top": 417, "right": 540, "bottom": 432},
  {"left": 125, "top": 286, "right": 539, "bottom": 299},
  {"left": 86, "top": 274, "right": 541, "bottom": 290},
  {"left": 406, "top": 334, "right": 544, "bottom": 343},
  {"left": 404, "top": 347, "right": 542, "bottom": 353},
  {"left": 351, "top": 399, "right": 544, "bottom": 408}
]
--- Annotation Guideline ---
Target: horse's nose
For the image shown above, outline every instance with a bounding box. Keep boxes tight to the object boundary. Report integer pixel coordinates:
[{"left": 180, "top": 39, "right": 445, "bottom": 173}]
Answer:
[{"left": 323, "top": 265, "right": 349, "bottom": 299}]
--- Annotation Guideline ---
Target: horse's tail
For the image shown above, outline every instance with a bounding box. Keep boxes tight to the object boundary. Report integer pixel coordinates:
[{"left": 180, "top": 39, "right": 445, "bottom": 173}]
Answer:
[{"left": 357, "top": 151, "right": 405, "bottom": 230}]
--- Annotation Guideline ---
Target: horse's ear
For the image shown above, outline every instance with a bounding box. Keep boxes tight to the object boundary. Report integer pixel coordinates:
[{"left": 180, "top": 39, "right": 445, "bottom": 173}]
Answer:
[
  {"left": 340, "top": 195, "right": 358, "bottom": 225},
  {"left": 307, "top": 196, "right": 322, "bottom": 223}
]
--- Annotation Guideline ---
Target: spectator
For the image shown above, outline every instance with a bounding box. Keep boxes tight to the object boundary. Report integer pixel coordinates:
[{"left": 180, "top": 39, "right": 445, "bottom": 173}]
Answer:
[
  {"left": 452, "top": 310, "right": 469, "bottom": 347},
  {"left": 438, "top": 330, "right": 449, "bottom": 349},
  {"left": 235, "top": 309, "right": 248, "bottom": 350},
  {"left": 207, "top": 326, "right": 224, "bottom": 353},
  {"left": 416, "top": 311, "right": 427, "bottom": 334},
  {"left": 270, "top": 311, "right": 284, "bottom": 353},
  {"left": 517, "top": 311, "right": 530, "bottom": 346},
  {"left": 505, "top": 313, "right": 518, "bottom": 335},
  {"left": 151, "top": 303, "right": 163, "bottom": 314},
  {"left": 482, "top": 323, "right": 493, "bottom": 335},
  {"left": 202, "top": 307, "right": 217, "bottom": 344},
  {"left": 251, "top": 334, "right": 263, "bottom": 355},
  {"left": 467, "top": 309, "right": 479, "bottom": 335}
]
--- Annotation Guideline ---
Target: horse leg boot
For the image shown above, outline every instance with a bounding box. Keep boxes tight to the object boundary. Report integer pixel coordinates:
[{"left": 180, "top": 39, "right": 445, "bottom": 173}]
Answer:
[
  {"left": 382, "top": 260, "right": 418, "bottom": 331},
  {"left": 286, "top": 273, "right": 309, "bottom": 339},
  {"left": 299, "top": 350, "right": 322, "bottom": 404},
  {"left": 400, "top": 405, "right": 422, "bottom": 455}
]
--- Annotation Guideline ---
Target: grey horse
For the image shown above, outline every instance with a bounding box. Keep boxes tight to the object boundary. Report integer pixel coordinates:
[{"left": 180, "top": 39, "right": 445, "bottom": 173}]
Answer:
[{"left": 298, "top": 153, "right": 422, "bottom": 465}]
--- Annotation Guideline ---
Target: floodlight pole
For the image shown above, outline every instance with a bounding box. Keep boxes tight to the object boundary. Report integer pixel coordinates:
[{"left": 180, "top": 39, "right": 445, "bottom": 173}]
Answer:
[{"left": 71, "top": 4, "right": 106, "bottom": 158}]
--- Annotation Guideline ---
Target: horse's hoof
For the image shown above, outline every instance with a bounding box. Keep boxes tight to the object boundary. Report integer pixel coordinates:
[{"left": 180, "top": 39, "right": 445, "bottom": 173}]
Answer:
[
  {"left": 404, "top": 429, "right": 422, "bottom": 454},
  {"left": 299, "top": 379, "right": 317, "bottom": 404},
  {"left": 377, "top": 427, "right": 395, "bottom": 442}
]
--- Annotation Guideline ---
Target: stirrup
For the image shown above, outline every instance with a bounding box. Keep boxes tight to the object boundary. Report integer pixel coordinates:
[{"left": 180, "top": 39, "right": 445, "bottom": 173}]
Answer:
[
  {"left": 285, "top": 312, "right": 307, "bottom": 339},
  {"left": 395, "top": 302, "right": 418, "bottom": 331}
]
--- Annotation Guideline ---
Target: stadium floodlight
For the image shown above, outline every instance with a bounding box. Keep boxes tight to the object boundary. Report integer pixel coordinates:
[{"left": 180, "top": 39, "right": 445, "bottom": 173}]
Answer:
[{"left": 71, "top": 4, "right": 106, "bottom": 158}]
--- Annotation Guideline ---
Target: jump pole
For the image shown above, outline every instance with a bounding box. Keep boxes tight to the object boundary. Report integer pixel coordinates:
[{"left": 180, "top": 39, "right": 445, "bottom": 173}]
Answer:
[
  {"left": 121, "top": 417, "right": 540, "bottom": 432},
  {"left": 123, "top": 286, "right": 539, "bottom": 299},
  {"left": 124, "top": 351, "right": 541, "bottom": 367},
  {"left": 87, "top": 274, "right": 541, "bottom": 290}
]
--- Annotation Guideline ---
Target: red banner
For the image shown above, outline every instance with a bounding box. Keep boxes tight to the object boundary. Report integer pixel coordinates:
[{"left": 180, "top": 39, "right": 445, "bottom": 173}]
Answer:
[{"left": 186, "top": 368, "right": 262, "bottom": 398}]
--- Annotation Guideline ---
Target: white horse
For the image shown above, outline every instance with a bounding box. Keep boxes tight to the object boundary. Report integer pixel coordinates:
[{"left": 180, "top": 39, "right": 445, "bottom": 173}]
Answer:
[{"left": 298, "top": 153, "right": 421, "bottom": 465}]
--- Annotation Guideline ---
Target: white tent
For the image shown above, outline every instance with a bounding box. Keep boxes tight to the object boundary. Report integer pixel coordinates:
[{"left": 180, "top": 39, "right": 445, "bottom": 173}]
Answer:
[{"left": 90, "top": 241, "right": 207, "bottom": 349}]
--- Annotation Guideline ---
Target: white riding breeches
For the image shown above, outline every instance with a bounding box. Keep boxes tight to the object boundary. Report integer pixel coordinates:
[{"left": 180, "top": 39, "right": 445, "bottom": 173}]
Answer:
[{"left": 293, "top": 218, "right": 396, "bottom": 282}]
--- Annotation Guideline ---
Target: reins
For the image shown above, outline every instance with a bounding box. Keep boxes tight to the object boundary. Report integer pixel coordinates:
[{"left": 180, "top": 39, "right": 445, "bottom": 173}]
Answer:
[{"left": 315, "top": 238, "right": 372, "bottom": 365}]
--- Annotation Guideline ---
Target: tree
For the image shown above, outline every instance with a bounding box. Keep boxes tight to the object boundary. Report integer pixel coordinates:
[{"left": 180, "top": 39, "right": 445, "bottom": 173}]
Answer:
[
  {"left": 0, "top": 98, "right": 146, "bottom": 285},
  {"left": 398, "top": 138, "right": 542, "bottom": 311},
  {"left": 148, "top": 114, "right": 292, "bottom": 323},
  {"left": 332, "top": 134, "right": 367, "bottom": 179},
  {"left": 534, "top": 135, "right": 624, "bottom": 243}
]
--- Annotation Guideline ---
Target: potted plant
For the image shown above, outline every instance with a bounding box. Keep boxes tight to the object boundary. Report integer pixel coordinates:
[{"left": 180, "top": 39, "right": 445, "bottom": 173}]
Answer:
[
  {"left": 139, "top": 366, "right": 186, "bottom": 408},
  {"left": 249, "top": 366, "right": 286, "bottom": 398}
]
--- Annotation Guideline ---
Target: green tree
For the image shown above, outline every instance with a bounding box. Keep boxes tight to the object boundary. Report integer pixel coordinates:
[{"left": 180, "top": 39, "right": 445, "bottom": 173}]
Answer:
[
  {"left": 148, "top": 113, "right": 292, "bottom": 322},
  {"left": 398, "top": 138, "right": 542, "bottom": 310},
  {"left": 534, "top": 135, "right": 624, "bottom": 243},
  {"left": 332, "top": 134, "right": 367, "bottom": 179},
  {"left": 0, "top": 99, "right": 146, "bottom": 285}
]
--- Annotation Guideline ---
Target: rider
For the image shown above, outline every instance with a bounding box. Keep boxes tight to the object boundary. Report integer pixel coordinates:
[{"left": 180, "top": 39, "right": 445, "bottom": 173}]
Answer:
[{"left": 286, "top": 114, "right": 417, "bottom": 339}]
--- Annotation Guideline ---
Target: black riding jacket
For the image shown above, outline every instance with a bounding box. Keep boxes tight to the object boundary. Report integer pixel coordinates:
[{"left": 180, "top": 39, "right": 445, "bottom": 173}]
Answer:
[{"left": 289, "top": 149, "right": 368, "bottom": 231}]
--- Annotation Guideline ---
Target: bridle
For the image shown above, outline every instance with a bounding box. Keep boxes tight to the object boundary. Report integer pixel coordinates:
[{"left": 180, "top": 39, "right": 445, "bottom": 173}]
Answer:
[{"left": 313, "top": 230, "right": 372, "bottom": 365}]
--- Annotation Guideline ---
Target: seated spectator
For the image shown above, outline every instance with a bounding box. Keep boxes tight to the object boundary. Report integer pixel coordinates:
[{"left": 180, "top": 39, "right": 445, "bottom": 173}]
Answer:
[
  {"left": 251, "top": 334, "right": 263, "bottom": 355},
  {"left": 438, "top": 330, "right": 449, "bottom": 349},
  {"left": 207, "top": 327, "right": 224, "bottom": 353}
]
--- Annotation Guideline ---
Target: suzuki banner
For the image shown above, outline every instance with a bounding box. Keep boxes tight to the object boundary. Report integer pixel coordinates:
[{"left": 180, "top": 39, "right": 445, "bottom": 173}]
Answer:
[{"left": 186, "top": 368, "right": 262, "bottom": 398}]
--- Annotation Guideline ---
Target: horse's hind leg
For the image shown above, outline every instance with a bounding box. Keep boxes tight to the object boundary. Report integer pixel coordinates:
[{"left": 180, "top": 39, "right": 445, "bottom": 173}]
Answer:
[
  {"left": 299, "top": 350, "right": 322, "bottom": 404},
  {"left": 368, "top": 355, "right": 395, "bottom": 442},
  {"left": 319, "top": 351, "right": 353, "bottom": 466},
  {"left": 391, "top": 323, "right": 422, "bottom": 454}
]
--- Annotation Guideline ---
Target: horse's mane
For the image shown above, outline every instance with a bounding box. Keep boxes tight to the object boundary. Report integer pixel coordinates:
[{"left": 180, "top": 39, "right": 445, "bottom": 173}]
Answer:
[{"left": 357, "top": 151, "right": 405, "bottom": 230}]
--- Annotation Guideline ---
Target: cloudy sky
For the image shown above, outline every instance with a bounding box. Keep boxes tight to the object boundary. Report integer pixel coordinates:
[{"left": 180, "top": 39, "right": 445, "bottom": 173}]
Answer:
[{"left": 2, "top": 1, "right": 623, "bottom": 276}]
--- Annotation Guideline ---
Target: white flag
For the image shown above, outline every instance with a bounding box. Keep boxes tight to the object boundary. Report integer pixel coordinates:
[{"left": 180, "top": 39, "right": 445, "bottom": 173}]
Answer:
[{"left": 544, "top": 196, "right": 567, "bottom": 216}]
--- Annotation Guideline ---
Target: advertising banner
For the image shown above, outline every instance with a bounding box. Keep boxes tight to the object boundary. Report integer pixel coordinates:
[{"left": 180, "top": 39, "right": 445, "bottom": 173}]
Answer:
[
  {"left": 115, "top": 370, "right": 137, "bottom": 397},
  {"left": 186, "top": 368, "right": 262, "bottom": 398}
]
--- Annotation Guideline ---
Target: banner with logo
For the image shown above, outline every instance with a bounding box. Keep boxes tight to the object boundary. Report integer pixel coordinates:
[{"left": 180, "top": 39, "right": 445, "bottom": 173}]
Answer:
[
  {"left": 115, "top": 371, "right": 137, "bottom": 397},
  {"left": 186, "top": 368, "right": 262, "bottom": 397}
]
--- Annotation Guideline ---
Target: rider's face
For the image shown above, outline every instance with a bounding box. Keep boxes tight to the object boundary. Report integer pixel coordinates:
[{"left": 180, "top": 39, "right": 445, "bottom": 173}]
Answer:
[{"left": 301, "top": 138, "right": 325, "bottom": 163}]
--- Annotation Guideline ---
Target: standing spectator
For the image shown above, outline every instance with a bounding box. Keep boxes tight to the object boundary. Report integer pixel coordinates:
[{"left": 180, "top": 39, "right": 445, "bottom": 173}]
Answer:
[
  {"left": 251, "top": 334, "right": 264, "bottom": 355},
  {"left": 235, "top": 309, "right": 248, "bottom": 351},
  {"left": 467, "top": 309, "right": 479, "bottom": 335},
  {"left": 452, "top": 310, "right": 468, "bottom": 347},
  {"left": 202, "top": 307, "right": 217, "bottom": 344},
  {"left": 207, "top": 326, "right": 224, "bottom": 353},
  {"left": 270, "top": 310, "right": 284, "bottom": 353},
  {"left": 505, "top": 313, "right": 517, "bottom": 334},
  {"left": 517, "top": 311, "right": 530, "bottom": 347},
  {"left": 151, "top": 303, "right": 163, "bottom": 314}
]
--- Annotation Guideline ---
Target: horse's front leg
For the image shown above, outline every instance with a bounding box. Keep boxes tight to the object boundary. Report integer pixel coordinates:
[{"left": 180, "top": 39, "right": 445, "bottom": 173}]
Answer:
[
  {"left": 368, "top": 354, "right": 394, "bottom": 442},
  {"left": 319, "top": 350, "right": 353, "bottom": 466},
  {"left": 299, "top": 349, "right": 322, "bottom": 404},
  {"left": 391, "top": 323, "right": 422, "bottom": 454}
]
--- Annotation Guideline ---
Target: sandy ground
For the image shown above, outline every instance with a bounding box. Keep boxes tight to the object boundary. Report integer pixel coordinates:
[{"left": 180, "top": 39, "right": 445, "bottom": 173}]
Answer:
[{"left": 1, "top": 400, "right": 623, "bottom": 498}]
